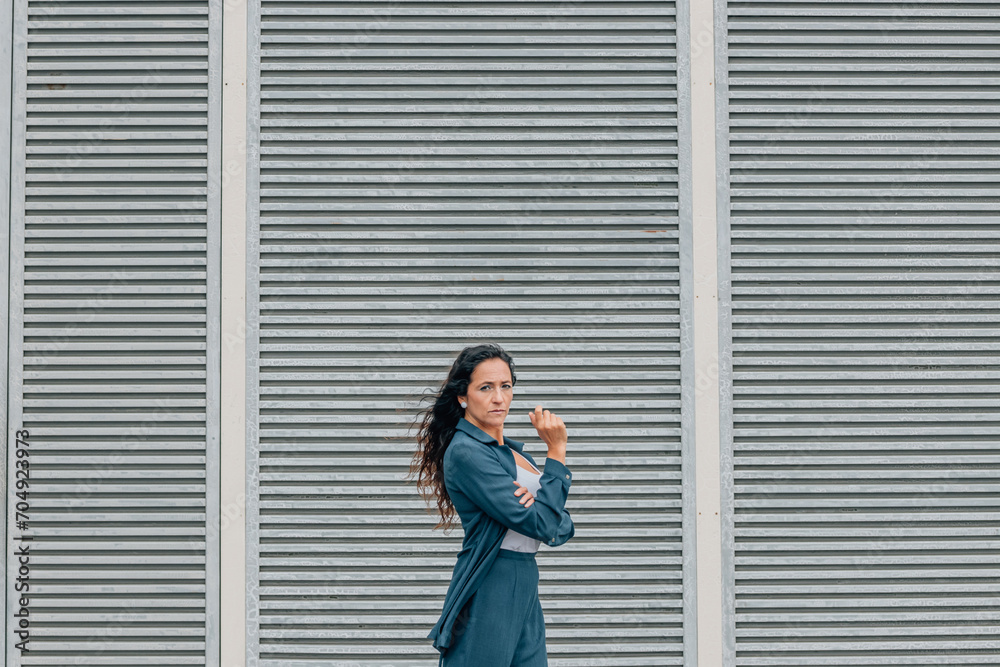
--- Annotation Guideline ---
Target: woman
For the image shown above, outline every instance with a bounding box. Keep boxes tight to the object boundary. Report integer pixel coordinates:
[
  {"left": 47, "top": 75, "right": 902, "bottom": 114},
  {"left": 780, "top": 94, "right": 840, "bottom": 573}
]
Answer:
[{"left": 408, "top": 342, "right": 575, "bottom": 666}]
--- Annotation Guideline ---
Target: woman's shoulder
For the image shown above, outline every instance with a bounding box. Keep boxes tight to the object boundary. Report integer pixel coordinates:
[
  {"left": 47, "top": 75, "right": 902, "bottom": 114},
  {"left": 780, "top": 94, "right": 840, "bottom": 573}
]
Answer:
[{"left": 443, "top": 430, "right": 483, "bottom": 465}]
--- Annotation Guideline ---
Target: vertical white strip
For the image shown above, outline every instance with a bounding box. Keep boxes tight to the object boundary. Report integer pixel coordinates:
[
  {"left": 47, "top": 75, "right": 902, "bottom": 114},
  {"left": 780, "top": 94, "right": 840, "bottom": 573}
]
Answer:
[
  {"left": 221, "top": 0, "right": 248, "bottom": 664},
  {"left": 207, "top": 0, "right": 223, "bottom": 664},
  {"left": 0, "top": 0, "right": 13, "bottom": 657},
  {"left": 244, "top": 0, "right": 262, "bottom": 660},
  {"left": 4, "top": 1, "right": 25, "bottom": 663},
  {"left": 690, "top": 0, "right": 723, "bottom": 665},
  {"left": 713, "top": 0, "right": 734, "bottom": 662},
  {"left": 244, "top": 0, "right": 261, "bottom": 661},
  {"left": 676, "top": 1, "right": 698, "bottom": 664}
]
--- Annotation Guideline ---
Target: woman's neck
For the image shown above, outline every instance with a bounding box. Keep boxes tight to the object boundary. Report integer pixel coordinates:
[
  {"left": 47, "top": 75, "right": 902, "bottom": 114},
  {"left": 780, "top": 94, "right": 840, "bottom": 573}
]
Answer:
[{"left": 465, "top": 414, "right": 503, "bottom": 444}]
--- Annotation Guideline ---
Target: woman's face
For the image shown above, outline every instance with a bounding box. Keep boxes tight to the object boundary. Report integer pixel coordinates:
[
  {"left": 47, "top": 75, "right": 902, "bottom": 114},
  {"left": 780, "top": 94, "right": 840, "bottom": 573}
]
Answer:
[{"left": 458, "top": 358, "right": 513, "bottom": 433}]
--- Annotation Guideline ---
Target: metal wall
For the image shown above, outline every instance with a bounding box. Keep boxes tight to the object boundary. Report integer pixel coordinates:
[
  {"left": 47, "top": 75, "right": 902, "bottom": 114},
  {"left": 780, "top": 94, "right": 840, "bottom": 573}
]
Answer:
[
  {"left": 4, "top": 0, "right": 998, "bottom": 665},
  {"left": 3, "top": 0, "right": 221, "bottom": 664},
  {"left": 244, "top": 0, "right": 694, "bottom": 665},
  {"left": 717, "top": 1, "right": 1000, "bottom": 664}
]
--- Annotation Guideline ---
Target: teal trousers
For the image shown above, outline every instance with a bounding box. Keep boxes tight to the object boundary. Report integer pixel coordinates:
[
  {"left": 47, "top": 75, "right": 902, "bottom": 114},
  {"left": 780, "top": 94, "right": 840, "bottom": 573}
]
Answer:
[{"left": 439, "top": 549, "right": 548, "bottom": 667}]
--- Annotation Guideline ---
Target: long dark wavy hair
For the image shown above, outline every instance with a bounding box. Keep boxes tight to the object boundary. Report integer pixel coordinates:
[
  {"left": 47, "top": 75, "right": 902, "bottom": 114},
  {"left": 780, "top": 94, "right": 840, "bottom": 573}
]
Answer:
[{"left": 407, "top": 342, "right": 517, "bottom": 532}]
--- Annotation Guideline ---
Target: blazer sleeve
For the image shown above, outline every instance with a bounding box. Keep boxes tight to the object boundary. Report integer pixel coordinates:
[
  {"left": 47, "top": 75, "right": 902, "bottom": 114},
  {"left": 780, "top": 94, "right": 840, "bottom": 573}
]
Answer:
[{"left": 446, "top": 443, "right": 575, "bottom": 547}]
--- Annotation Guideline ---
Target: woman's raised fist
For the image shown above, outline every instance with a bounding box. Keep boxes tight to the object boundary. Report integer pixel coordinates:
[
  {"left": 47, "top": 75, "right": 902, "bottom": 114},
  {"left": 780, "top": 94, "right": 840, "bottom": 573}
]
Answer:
[{"left": 527, "top": 405, "right": 567, "bottom": 452}]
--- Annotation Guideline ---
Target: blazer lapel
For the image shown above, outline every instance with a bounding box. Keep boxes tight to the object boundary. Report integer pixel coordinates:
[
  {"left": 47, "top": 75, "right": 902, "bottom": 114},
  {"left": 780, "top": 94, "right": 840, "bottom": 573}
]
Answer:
[{"left": 455, "top": 417, "right": 523, "bottom": 478}]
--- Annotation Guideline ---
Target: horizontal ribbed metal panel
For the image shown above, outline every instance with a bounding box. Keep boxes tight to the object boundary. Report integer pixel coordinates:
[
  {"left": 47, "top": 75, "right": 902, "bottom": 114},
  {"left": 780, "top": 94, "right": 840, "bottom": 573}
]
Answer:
[
  {"left": 721, "top": 2, "right": 1000, "bottom": 665},
  {"left": 246, "top": 0, "right": 688, "bottom": 664},
  {"left": 5, "top": 0, "right": 220, "bottom": 664}
]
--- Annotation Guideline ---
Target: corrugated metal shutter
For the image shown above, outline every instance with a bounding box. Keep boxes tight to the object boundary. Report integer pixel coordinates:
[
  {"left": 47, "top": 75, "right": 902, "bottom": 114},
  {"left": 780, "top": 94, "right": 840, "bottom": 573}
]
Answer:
[
  {"left": 245, "top": 0, "right": 692, "bottom": 664},
  {"left": 720, "top": 2, "right": 1000, "bottom": 665},
  {"left": 5, "top": 0, "right": 220, "bottom": 664}
]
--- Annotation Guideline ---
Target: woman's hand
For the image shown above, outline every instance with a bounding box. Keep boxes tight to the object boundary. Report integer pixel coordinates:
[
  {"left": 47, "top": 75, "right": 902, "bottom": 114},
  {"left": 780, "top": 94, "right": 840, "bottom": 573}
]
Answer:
[
  {"left": 528, "top": 405, "right": 567, "bottom": 463},
  {"left": 513, "top": 481, "right": 535, "bottom": 507}
]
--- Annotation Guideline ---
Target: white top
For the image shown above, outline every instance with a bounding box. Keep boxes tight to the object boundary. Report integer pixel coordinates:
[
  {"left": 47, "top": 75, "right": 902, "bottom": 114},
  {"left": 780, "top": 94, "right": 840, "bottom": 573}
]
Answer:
[{"left": 499, "top": 453, "right": 543, "bottom": 553}]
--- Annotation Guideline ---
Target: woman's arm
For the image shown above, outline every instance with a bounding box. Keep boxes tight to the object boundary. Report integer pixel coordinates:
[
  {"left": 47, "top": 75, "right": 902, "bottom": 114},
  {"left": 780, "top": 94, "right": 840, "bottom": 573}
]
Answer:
[{"left": 446, "top": 443, "right": 574, "bottom": 545}]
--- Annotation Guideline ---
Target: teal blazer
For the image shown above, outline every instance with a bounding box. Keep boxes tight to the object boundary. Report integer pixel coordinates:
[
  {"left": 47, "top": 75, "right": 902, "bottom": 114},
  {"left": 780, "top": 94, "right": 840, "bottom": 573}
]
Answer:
[{"left": 427, "top": 416, "right": 575, "bottom": 653}]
